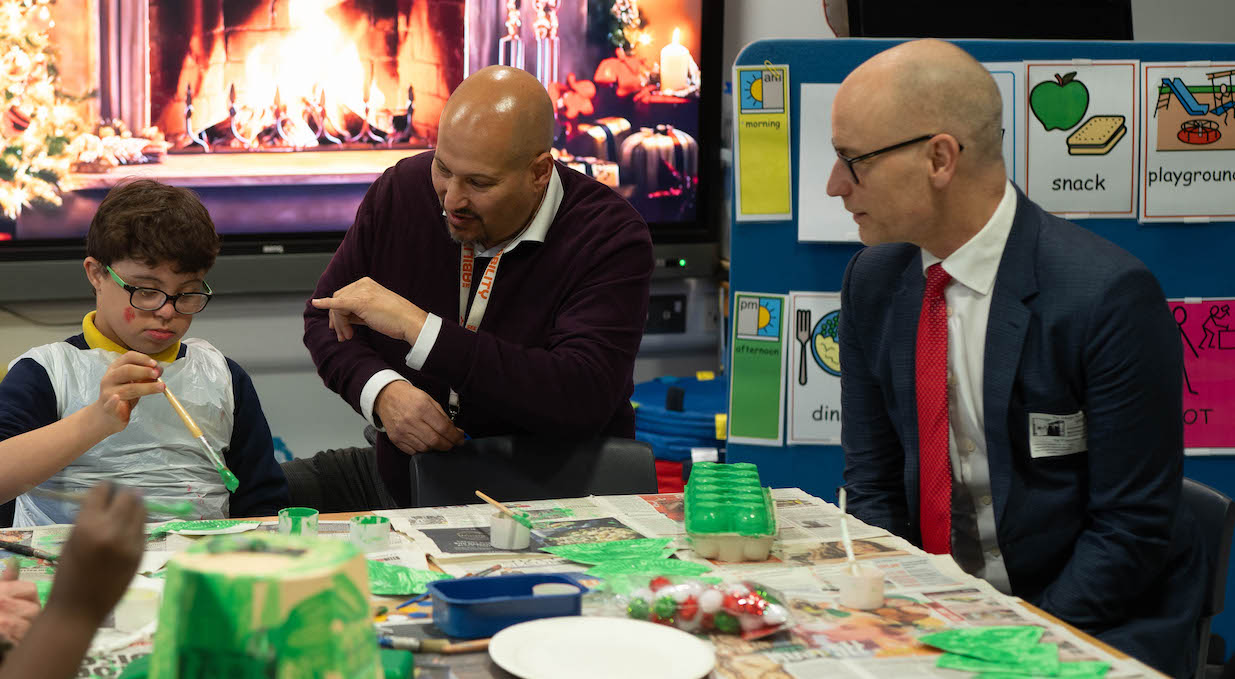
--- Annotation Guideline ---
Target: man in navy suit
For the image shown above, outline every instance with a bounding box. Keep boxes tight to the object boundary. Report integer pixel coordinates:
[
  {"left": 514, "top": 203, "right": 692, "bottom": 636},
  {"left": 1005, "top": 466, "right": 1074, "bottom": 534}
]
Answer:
[{"left": 832, "top": 40, "right": 1204, "bottom": 677}]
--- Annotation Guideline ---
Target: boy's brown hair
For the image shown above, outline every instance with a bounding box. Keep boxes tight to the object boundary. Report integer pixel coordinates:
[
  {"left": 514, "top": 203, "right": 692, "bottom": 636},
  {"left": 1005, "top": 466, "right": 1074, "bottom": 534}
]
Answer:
[{"left": 86, "top": 179, "right": 221, "bottom": 273}]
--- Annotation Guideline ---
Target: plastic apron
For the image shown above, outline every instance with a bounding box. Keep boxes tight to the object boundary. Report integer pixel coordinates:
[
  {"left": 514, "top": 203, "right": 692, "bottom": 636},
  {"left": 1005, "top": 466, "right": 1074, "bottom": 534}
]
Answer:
[{"left": 12, "top": 337, "right": 234, "bottom": 526}]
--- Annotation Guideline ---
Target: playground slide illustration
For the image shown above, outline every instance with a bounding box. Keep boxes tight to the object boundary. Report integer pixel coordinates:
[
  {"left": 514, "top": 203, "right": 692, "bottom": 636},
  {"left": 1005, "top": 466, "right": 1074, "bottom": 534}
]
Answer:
[{"left": 1162, "top": 77, "right": 1210, "bottom": 115}]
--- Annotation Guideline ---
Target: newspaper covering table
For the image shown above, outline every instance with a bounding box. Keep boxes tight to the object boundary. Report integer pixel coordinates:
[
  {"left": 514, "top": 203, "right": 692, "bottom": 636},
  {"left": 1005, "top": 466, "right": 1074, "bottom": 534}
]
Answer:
[{"left": 0, "top": 489, "right": 1163, "bottom": 678}]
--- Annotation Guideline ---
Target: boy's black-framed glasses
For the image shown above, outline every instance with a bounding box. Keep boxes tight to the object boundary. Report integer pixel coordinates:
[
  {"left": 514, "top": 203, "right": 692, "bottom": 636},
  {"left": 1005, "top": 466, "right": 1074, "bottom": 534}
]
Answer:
[
  {"left": 105, "top": 265, "right": 213, "bottom": 315},
  {"left": 835, "top": 133, "right": 963, "bottom": 184}
]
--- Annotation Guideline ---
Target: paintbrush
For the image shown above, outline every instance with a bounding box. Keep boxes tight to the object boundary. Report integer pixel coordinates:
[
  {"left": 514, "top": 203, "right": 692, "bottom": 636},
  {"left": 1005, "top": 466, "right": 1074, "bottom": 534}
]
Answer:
[
  {"left": 159, "top": 379, "right": 239, "bottom": 492},
  {"left": 838, "top": 487, "right": 859, "bottom": 576},
  {"left": 474, "top": 490, "right": 533, "bottom": 529},
  {"left": 0, "top": 540, "right": 58, "bottom": 563},
  {"left": 24, "top": 486, "right": 195, "bottom": 518},
  {"left": 379, "top": 636, "right": 490, "bottom": 654}
]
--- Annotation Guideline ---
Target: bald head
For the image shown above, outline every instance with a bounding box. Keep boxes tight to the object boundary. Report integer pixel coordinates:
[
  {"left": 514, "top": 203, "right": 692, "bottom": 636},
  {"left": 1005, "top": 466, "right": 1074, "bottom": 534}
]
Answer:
[
  {"left": 846, "top": 39, "right": 1004, "bottom": 168},
  {"left": 440, "top": 66, "right": 556, "bottom": 168}
]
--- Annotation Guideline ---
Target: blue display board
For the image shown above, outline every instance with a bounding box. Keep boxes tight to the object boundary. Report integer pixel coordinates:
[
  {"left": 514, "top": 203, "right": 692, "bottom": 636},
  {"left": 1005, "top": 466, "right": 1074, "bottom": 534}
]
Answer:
[{"left": 729, "top": 38, "right": 1235, "bottom": 648}]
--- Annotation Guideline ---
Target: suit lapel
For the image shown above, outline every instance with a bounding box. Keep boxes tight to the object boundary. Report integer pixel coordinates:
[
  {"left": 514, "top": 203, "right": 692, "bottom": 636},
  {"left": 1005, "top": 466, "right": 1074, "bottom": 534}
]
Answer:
[
  {"left": 985, "top": 190, "right": 1039, "bottom": 528},
  {"left": 892, "top": 252, "right": 926, "bottom": 514}
]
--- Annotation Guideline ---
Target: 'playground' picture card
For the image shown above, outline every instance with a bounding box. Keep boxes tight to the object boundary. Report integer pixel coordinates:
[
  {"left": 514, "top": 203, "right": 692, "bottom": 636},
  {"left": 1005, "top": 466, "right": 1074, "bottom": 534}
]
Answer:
[{"left": 1141, "top": 62, "right": 1235, "bottom": 223}]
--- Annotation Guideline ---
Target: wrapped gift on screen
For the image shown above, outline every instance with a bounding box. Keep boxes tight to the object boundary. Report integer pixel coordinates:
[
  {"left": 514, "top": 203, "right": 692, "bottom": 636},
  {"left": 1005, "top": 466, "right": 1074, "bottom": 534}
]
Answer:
[
  {"left": 567, "top": 117, "right": 633, "bottom": 162},
  {"left": 564, "top": 156, "right": 620, "bottom": 188},
  {"left": 619, "top": 124, "right": 698, "bottom": 196}
]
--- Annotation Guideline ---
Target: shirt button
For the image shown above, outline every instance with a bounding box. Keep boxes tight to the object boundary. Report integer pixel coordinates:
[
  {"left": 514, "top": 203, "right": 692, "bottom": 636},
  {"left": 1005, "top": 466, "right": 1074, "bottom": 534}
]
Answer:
[
  {"left": 981, "top": 495, "right": 992, "bottom": 506},
  {"left": 946, "top": 306, "right": 954, "bottom": 318},
  {"left": 990, "top": 547, "right": 1001, "bottom": 559},
  {"left": 965, "top": 440, "right": 976, "bottom": 453}
]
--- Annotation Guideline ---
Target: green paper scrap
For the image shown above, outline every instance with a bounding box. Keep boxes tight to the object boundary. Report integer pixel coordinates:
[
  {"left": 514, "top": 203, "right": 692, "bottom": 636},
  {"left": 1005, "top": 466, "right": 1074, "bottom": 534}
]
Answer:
[
  {"left": 542, "top": 538, "right": 674, "bottom": 564},
  {"left": 918, "top": 626, "right": 1045, "bottom": 663},
  {"left": 34, "top": 579, "right": 52, "bottom": 606},
  {"left": 937, "top": 644, "right": 1060, "bottom": 676},
  {"left": 147, "top": 519, "right": 260, "bottom": 537},
  {"left": 380, "top": 648, "right": 414, "bottom": 679},
  {"left": 366, "top": 559, "right": 452, "bottom": 596},
  {"left": 976, "top": 661, "right": 1112, "bottom": 679},
  {"left": 586, "top": 558, "right": 712, "bottom": 578}
]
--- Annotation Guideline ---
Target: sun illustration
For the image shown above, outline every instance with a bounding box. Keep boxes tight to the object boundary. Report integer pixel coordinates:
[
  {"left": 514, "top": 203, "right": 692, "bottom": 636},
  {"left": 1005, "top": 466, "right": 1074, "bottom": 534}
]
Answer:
[
  {"left": 750, "top": 76, "right": 763, "bottom": 103},
  {"left": 757, "top": 298, "right": 780, "bottom": 337}
]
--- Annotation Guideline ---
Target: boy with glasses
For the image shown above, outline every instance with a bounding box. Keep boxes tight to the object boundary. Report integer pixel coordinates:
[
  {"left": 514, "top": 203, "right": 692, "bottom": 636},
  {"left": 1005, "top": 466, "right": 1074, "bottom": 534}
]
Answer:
[{"left": 0, "top": 179, "right": 288, "bottom": 525}]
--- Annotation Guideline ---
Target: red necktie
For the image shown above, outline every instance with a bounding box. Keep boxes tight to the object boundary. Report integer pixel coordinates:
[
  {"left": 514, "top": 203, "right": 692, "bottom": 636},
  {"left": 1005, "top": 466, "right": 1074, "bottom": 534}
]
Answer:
[{"left": 917, "top": 263, "right": 953, "bottom": 554}]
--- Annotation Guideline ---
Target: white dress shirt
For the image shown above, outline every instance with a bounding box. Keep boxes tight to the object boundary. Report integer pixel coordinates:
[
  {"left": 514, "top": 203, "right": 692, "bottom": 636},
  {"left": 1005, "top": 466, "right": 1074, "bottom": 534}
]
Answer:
[
  {"left": 359, "top": 166, "right": 565, "bottom": 427},
  {"left": 920, "top": 180, "right": 1018, "bottom": 593}
]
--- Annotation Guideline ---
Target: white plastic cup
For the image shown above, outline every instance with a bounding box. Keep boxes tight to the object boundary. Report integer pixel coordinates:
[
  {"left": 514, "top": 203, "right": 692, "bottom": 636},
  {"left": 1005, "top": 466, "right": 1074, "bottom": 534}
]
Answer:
[
  {"left": 278, "top": 507, "right": 319, "bottom": 537},
  {"left": 349, "top": 515, "right": 391, "bottom": 552},
  {"left": 835, "top": 564, "right": 885, "bottom": 610},
  {"left": 490, "top": 511, "right": 531, "bottom": 550}
]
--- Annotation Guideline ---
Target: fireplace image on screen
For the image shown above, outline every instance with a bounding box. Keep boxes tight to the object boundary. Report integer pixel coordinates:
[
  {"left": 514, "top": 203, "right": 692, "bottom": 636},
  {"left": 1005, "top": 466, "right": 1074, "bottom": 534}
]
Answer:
[
  {"left": 3, "top": 0, "right": 713, "bottom": 275},
  {"left": 149, "top": 0, "right": 464, "bottom": 152}
]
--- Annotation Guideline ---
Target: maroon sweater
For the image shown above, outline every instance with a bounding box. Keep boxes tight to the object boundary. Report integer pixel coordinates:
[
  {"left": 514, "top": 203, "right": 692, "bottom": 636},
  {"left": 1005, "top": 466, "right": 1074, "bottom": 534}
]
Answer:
[{"left": 304, "top": 152, "right": 654, "bottom": 503}]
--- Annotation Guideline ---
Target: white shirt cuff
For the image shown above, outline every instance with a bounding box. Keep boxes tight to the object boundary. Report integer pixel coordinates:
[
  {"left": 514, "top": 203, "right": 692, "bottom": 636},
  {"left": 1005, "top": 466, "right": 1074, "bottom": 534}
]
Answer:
[
  {"left": 360, "top": 370, "right": 409, "bottom": 429},
  {"left": 406, "top": 313, "right": 442, "bottom": 371}
]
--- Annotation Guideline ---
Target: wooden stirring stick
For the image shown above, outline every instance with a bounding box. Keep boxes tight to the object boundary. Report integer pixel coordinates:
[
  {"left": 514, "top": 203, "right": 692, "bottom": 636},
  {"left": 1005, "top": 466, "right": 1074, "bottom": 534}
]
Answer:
[{"left": 474, "top": 490, "right": 533, "bottom": 528}]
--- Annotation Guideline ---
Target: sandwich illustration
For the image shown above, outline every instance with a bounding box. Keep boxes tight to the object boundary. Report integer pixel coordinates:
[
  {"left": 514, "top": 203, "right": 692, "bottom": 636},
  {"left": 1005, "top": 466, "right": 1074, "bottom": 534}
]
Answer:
[{"left": 1066, "top": 115, "right": 1127, "bottom": 156}]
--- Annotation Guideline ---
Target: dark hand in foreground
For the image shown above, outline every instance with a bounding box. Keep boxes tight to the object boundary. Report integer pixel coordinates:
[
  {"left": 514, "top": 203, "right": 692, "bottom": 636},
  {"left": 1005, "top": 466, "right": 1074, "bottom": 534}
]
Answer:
[{"left": 47, "top": 483, "right": 146, "bottom": 624}]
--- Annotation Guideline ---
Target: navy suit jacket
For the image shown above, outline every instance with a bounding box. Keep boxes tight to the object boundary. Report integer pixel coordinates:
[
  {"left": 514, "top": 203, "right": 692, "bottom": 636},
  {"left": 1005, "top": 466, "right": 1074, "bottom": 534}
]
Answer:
[{"left": 840, "top": 189, "right": 1205, "bottom": 677}]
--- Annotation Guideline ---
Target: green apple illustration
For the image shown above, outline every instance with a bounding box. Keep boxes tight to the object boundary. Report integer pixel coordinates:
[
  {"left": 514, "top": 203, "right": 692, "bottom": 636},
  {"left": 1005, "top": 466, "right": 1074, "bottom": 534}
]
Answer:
[{"left": 1030, "top": 72, "right": 1090, "bottom": 131}]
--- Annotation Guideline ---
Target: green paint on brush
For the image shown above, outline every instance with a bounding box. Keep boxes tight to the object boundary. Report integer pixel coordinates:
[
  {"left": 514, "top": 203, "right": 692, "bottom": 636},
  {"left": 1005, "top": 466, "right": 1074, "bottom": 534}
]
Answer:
[
  {"left": 218, "top": 465, "right": 239, "bottom": 493},
  {"left": 514, "top": 512, "right": 534, "bottom": 529}
]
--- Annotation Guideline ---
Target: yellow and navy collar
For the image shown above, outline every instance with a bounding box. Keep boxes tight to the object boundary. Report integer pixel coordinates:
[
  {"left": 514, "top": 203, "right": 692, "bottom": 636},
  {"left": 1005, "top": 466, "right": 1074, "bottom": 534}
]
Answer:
[{"left": 82, "top": 312, "right": 181, "bottom": 363}]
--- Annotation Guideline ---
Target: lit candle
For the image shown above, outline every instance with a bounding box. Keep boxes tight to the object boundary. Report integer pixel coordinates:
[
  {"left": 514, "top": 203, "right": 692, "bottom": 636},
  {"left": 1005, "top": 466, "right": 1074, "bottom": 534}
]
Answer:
[{"left": 659, "top": 28, "right": 690, "bottom": 92}]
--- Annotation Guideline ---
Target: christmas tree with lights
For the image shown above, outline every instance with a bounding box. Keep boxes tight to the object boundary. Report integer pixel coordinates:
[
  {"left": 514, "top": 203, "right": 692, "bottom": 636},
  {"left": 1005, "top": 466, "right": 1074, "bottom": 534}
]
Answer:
[{"left": 0, "top": 0, "right": 85, "bottom": 220}]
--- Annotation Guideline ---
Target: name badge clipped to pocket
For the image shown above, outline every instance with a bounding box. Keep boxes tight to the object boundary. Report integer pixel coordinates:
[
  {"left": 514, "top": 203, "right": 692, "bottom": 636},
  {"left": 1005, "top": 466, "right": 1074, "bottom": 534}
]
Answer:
[{"left": 1028, "top": 411, "right": 1088, "bottom": 458}]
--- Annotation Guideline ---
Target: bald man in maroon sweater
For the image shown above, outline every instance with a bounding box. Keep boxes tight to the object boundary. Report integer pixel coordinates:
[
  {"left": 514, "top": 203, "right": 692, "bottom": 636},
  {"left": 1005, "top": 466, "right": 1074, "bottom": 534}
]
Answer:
[{"left": 305, "top": 66, "right": 654, "bottom": 505}]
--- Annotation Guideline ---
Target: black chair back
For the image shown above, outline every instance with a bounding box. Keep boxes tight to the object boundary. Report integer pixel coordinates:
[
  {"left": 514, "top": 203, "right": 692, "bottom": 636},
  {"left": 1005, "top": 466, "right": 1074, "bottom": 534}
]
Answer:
[
  {"left": 410, "top": 435, "right": 657, "bottom": 507},
  {"left": 1182, "top": 477, "right": 1235, "bottom": 675},
  {"left": 0, "top": 499, "right": 12, "bottom": 528}
]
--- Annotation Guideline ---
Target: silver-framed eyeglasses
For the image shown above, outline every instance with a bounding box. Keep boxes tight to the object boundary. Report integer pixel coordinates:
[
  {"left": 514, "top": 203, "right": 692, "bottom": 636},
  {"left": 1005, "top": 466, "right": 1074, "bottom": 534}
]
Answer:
[
  {"left": 106, "top": 265, "right": 213, "bottom": 315},
  {"left": 835, "top": 133, "right": 963, "bottom": 184}
]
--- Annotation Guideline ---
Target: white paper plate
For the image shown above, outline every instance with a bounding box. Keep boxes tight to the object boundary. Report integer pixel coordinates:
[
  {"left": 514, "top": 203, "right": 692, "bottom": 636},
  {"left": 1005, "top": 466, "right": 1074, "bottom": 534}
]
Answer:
[{"left": 489, "top": 616, "right": 714, "bottom": 679}]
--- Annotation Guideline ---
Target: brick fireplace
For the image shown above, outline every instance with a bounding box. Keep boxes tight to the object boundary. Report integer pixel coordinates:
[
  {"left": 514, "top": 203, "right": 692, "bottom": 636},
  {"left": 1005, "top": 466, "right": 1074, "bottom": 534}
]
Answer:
[{"left": 131, "top": 0, "right": 465, "bottom": 151}]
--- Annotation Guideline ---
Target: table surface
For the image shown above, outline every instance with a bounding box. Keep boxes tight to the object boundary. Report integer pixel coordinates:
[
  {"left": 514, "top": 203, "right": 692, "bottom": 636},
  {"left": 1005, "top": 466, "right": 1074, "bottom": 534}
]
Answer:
[{"left": 4, "top": 490, "right": 1168, "bottom": 679}]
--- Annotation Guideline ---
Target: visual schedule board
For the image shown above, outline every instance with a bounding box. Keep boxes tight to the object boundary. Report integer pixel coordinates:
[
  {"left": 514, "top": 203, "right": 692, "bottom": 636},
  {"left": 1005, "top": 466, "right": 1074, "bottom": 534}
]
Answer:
[
  {"left": 729, "top": 37, "right": 1235, "bottom": 655},
  {"left": 729, "top": 37, "right": 1235, "bottom": 498}
]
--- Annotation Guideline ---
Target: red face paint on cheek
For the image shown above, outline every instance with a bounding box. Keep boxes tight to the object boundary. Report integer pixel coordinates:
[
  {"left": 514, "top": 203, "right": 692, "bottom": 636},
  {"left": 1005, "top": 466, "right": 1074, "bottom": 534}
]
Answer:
[{"left": 123, "top": 308, "right": 135, "bottom": 323}]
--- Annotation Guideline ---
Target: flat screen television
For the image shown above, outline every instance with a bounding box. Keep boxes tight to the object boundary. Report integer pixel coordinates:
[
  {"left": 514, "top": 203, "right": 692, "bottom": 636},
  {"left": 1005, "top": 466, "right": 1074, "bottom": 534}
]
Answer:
[{"left": 0, "top": 0, "right": 722, "bottom": 302}]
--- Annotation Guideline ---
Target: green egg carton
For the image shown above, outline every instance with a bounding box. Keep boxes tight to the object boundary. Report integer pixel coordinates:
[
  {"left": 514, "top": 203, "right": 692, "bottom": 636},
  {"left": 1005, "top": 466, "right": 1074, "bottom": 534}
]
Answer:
[{"left": 684, "top": 462, "right": 777, "bottom": 562}]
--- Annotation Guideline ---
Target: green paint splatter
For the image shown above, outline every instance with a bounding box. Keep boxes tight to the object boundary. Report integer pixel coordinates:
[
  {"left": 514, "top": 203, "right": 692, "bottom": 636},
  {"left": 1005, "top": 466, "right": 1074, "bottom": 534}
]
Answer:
[
  {"left": 147, "top": 520, "right": 260, "bottom": 538},
  {"left": 366, "top": 560, "right": 451, "bottom": 596}
]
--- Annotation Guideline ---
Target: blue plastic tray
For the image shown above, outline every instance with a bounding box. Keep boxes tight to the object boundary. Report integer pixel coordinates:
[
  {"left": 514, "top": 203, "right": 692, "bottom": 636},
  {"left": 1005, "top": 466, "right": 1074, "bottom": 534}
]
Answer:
[{"left": 427, "top": 573, "right": 585, "bottom": 639}]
